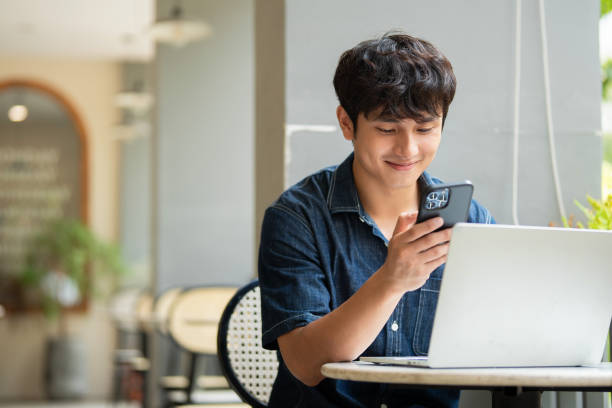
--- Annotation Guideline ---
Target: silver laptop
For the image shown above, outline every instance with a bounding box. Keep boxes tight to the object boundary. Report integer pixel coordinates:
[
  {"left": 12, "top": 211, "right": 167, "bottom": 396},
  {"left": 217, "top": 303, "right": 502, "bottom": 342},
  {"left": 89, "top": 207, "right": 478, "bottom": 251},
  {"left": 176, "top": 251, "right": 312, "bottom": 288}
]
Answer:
[{"left": 361, "top": 223, "right": 612, "bottom": 368}]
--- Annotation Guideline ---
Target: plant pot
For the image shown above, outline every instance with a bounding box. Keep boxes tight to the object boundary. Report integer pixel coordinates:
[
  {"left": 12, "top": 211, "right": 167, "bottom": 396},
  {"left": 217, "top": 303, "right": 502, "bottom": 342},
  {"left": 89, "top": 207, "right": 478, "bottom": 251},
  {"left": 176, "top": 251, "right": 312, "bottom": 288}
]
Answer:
[{"left": 45, "top": 336, "right": 88, "bottom": 399}]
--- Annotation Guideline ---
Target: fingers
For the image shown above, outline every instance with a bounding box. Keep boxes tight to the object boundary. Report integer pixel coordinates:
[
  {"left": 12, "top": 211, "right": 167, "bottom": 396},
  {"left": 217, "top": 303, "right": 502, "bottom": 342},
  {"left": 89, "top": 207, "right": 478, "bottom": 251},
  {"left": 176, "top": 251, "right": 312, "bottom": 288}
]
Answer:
[
  {"left": 406, "top": 251, "right": 448, "bottom": 290},
  {"left": 397, "top": 216, "right": 444, "bottom": 243},
  {"left": 389, "top": 217, "right": 450, "bottom": 259},
  {"left": 419, "top": 242, "right": 450, "bottom": 264},
  {"left": 391, "top": 212, "right": 418, "bottom": 238},
  {"left": 407, "top": 253, "right": 448, "bottom": 289},
  {"left": 384, "top": 215, "right": 452, "bottom": 293},
  {"left": 412, "top": 228, "right": 452, "bottom": 253},
  {"left": 392, "top": 219, "right": 451, "bottom": 254},
  {"left": 424, "top": 253, "right": 448, "bottom": 270}
]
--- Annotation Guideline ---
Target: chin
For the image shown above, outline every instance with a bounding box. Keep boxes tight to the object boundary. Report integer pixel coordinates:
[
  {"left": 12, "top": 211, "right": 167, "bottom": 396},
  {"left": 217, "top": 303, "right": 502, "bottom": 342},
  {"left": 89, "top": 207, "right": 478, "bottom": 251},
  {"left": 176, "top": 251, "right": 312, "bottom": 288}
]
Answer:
[
  {"left": 387, "top": 178, "right": 419, "bottom": 190},
  {"left": 385, "top": 169, "right": 421, "bottom": 185}
]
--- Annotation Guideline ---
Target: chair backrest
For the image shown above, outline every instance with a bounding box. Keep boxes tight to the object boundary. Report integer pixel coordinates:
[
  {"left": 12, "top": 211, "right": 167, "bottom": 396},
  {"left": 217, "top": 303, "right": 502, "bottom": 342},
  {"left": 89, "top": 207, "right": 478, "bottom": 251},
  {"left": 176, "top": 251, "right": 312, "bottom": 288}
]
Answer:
[
  {"left": 154, "top": 287, "right": 182, "bottom": 335},
  {"left": 168, "top": 286, "right": 238, "bottom": 354},
  {"left": 135, "top": 291, "right": 155, "bottom": 333},
  {"left": 109, "top": 287, "right": 144, "bottom": 332},
  {"left": 217, "top": 280, "right": 279, "bottom": 408}
]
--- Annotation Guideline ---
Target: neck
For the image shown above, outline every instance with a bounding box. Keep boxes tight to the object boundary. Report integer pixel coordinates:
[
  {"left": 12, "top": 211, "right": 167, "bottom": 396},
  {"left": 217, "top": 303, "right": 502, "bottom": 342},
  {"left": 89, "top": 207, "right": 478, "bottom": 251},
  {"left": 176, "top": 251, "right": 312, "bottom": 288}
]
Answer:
[{"left": 352, "top": 161, "right": 420, "bottom": 221}]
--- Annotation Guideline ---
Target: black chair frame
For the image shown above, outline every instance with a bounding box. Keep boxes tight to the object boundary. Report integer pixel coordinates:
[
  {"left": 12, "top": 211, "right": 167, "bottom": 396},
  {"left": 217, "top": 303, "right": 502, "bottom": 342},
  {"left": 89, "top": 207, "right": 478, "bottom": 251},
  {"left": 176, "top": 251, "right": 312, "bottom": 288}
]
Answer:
[{"left": 217, "top": 280, "right": 271, "bottom": 408}]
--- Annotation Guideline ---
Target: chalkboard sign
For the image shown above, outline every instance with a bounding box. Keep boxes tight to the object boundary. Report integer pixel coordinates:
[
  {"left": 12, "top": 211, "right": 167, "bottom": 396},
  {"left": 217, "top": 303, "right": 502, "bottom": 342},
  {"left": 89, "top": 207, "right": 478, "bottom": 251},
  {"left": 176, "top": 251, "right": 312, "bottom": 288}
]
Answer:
[{"left": 0, "top": 80, "right": 88, "bottom": 311}]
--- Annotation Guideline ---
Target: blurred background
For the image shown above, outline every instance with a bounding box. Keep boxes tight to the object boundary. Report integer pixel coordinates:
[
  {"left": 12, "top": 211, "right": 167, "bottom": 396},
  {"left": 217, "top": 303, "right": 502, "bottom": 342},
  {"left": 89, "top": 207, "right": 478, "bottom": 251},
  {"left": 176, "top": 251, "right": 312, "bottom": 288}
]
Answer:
[{"left": 0, "top": 0, "right": 610, "bottom": 407}]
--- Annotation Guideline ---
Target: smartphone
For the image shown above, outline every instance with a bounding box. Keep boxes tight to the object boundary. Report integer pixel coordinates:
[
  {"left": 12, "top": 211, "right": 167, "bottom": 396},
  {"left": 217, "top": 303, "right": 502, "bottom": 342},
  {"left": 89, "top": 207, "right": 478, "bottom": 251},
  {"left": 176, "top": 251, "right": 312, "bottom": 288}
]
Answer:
[{"left": 416, "top": 181, "right": 474, "bottom": 229}]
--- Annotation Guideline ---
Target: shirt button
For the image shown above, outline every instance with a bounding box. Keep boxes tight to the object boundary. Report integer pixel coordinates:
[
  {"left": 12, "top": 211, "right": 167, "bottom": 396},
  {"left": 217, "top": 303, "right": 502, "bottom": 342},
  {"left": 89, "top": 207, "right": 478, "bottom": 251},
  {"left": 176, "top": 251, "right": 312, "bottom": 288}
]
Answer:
[
  {"left": 381, "top": 404, "right": 388, "bottom": 408},
  {"left": 391, "top": 321, "right": 399, "bottom": 331}
]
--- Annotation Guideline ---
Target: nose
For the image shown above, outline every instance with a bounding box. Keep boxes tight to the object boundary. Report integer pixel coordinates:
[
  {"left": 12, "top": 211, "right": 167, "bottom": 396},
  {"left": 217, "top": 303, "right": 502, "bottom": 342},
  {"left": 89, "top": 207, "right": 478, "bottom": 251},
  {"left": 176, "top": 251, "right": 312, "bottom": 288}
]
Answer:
[{"left": 394, "top": 130, "right": 419, "bottom": 157}]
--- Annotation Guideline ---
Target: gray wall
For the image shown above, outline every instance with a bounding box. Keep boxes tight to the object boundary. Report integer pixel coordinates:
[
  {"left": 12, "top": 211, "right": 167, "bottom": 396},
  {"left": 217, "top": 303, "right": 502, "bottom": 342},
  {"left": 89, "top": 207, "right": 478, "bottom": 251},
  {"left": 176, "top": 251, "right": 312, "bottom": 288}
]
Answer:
[
  {"left": 154, "top": 0, "right": 255, "bottom": 291},
  {"left": 119, "top": 136, "right": 151, "bottom": 286},
  {"left": 285, "top": 0, "right": 601, "bottom": 227}
]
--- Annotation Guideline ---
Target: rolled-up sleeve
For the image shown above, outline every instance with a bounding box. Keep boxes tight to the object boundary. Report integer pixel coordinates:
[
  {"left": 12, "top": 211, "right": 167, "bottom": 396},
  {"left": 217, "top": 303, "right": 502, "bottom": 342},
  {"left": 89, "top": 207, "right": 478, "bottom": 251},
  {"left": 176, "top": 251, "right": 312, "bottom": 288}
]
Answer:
[{"left": 258, "top": 204, "right": 331, "bottom": 350}]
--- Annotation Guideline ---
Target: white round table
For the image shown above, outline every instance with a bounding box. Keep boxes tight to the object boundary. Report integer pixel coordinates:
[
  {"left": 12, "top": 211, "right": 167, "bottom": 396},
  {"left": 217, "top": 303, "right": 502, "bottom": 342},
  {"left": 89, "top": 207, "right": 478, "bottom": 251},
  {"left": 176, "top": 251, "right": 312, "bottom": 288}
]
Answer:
[{"left": 321, "top": 361, "right": 612, "bottom": 408}]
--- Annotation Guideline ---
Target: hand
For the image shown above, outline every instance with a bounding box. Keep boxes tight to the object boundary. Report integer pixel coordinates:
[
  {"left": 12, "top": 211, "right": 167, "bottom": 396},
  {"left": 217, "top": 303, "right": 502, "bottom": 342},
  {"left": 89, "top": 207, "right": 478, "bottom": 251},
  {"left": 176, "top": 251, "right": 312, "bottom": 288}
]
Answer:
[{"left": 381, "top": 213, "right": 452, "bottom": 293}]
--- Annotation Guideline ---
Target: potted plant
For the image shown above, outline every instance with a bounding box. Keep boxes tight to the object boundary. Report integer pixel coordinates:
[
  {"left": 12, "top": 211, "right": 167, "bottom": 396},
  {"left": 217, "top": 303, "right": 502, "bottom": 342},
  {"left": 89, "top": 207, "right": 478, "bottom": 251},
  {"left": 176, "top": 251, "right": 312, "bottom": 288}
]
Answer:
[{"left": 20, "top": 218, "right": 127, "bottom": 399}]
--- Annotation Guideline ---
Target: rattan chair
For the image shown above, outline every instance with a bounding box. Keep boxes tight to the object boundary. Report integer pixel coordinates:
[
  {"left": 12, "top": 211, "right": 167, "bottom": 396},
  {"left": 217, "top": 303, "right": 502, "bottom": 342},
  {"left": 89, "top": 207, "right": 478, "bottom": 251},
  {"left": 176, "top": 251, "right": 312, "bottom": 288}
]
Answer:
[
  {"left": 156, "top": 287, "right": 229, "bottom": 406},
  {"left": 155, "top": 288, "right": 183, "bottom": 336},
  {"left": 167, "top": 285, "right": 243, "bottom": 405},
  {"left": 217, "top": 280, "right": 279, "bottom": 408},
  {"left": 154, "top": 288, "right": 192, "bottom": 400}
]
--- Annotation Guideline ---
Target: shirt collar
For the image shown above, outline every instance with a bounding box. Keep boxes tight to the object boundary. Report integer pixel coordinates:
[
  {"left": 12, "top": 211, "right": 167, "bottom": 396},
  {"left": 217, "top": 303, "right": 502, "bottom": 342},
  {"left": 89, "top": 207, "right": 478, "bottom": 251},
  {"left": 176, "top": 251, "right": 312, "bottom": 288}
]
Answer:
[
  {"left": 327, "top": 153, "right": 434, "bottom": 214},
  {"left": 327, "top": 153, "right": 360, "bottom": 214}
]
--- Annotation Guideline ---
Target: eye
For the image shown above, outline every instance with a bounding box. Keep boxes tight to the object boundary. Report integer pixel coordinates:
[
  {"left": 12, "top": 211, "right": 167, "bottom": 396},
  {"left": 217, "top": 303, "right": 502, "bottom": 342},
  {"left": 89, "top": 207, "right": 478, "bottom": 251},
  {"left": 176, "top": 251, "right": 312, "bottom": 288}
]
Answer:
[
  {"left": 417, "top": 127, "right": 433, "bottom": 134},
  {"left": 376, "top": 127, "right": 395, "bottom": 134}
]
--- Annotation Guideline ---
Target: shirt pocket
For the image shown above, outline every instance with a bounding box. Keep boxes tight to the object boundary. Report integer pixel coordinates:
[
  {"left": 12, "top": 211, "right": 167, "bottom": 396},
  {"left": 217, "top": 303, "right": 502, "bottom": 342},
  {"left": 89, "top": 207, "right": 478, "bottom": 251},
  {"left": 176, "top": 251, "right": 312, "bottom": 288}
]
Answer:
[{"left": 412, "top": 277, "right": 442, "bottom": 356}]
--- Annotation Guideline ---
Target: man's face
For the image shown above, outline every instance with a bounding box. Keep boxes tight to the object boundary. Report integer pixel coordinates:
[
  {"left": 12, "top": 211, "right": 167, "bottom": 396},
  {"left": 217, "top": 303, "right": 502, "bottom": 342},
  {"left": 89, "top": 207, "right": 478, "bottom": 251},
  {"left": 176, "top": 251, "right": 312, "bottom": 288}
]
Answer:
[{"left": 338, "top": 106, "right": 443, "bottom": 191}]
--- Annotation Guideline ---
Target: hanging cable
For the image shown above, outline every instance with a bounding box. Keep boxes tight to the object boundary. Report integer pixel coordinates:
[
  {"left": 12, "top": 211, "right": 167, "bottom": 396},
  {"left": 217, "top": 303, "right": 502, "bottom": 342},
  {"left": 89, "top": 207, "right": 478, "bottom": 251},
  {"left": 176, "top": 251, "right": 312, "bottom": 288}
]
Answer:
[
  {"left": 512, "top": 0, "right": 522, "bottom": 226},
  {"left": 538, "top": 0, "right": 567, "bottom": 221}
]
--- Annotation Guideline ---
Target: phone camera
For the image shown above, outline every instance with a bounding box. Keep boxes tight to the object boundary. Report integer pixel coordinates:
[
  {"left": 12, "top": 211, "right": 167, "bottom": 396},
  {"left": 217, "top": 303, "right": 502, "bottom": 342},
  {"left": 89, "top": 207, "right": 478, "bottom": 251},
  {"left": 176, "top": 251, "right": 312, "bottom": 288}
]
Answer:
[{"left": 425, "top": 188, "right": 449, "bottom": 210}]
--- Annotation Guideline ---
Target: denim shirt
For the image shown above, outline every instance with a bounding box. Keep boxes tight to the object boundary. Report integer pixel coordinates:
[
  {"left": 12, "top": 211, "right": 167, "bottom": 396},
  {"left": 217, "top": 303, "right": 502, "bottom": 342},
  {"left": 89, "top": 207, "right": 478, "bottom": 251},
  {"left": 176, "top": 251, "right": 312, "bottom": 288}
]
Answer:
[{"left": 259, "top": 153, "right": 494, "bottom": 408}]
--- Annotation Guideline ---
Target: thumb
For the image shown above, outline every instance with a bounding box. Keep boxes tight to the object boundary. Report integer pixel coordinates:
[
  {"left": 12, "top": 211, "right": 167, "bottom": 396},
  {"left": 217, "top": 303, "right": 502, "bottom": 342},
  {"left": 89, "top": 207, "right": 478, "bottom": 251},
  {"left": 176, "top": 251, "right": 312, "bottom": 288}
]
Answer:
[{"left": 392, "top": 212, "right": 418, "bottom": 238}]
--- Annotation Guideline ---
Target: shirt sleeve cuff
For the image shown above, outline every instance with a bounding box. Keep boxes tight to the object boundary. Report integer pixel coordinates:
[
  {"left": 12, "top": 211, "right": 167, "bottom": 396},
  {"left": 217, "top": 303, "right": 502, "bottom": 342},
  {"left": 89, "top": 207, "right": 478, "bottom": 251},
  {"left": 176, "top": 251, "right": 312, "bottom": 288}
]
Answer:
[{"left": 262, "top": 312, "right": 321, "bottom": 350}]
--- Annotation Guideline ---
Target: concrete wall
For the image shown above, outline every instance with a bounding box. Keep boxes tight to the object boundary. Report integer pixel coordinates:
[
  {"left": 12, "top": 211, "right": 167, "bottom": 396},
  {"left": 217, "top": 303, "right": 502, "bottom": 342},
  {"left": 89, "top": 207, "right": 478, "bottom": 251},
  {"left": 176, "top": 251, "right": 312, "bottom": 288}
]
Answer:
[
  {"left": 154, "top": 0, "right": 255, "bottom": 291},
  {"left": 0, "top": 57, "right": 120, "bottom": 399},
  {"left": 285, "top": 0, "right": 601, "bottom": 227}
]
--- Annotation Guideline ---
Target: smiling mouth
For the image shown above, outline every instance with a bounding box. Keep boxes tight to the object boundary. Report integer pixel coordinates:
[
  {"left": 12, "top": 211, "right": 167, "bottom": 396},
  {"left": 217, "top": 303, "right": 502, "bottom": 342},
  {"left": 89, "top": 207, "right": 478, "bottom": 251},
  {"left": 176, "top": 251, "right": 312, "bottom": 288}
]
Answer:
[{"left": 385, "top": 160, "right": 419, "bottom": 171}]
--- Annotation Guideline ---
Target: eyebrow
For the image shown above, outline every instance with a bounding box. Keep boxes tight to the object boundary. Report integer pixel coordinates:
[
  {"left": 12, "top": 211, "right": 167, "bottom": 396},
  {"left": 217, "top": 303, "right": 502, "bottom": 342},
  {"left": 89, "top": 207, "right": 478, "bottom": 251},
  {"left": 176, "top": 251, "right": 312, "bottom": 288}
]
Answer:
[
  {"left": 416, "top": 116, "right": 440, "bottom": 124},
  {"left": 373, "top": 115, "right": 440, "bottom": 124}
]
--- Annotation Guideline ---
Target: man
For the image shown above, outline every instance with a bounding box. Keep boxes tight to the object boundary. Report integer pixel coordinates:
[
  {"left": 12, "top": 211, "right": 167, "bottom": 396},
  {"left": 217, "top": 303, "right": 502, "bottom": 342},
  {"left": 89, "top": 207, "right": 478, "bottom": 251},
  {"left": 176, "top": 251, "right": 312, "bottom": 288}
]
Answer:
[{"left": 258, "top": 33, "right": 494, "bottom": 408}]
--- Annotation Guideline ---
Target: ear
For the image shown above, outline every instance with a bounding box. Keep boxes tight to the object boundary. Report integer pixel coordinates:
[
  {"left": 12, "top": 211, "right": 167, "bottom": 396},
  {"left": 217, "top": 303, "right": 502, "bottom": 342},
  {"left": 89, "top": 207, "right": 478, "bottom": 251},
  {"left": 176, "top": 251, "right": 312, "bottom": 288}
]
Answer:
[{"left": 336, "top": 105, "right": 355, "bottom": 141}]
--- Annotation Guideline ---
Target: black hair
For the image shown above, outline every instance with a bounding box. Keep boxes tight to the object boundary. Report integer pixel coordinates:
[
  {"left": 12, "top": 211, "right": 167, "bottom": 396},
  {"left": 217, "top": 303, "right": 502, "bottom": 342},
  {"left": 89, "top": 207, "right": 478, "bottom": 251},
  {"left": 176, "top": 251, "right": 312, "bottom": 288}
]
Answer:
[{"left": 333, "top": 33, "right": 456, "bottom": 128}]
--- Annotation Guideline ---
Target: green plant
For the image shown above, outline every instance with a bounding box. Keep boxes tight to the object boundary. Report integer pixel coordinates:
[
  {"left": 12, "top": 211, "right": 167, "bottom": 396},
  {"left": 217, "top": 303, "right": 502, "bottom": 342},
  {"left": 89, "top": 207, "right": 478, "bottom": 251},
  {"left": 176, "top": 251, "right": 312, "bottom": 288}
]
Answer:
[
  {"left": 562, "top": 194, "right": 612, "bottom": 229},
  {"left": 20, "top": 218, "right": 127, "bottom": 334},
  {"left": 603, "top": 0, "right": 612, "bottom": 17},
  {"left": 604, "top": 161, "right": 612, "bottom": 198},
  {"left": 603, "top": 59, "right": 612, "bottom": 101}
]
